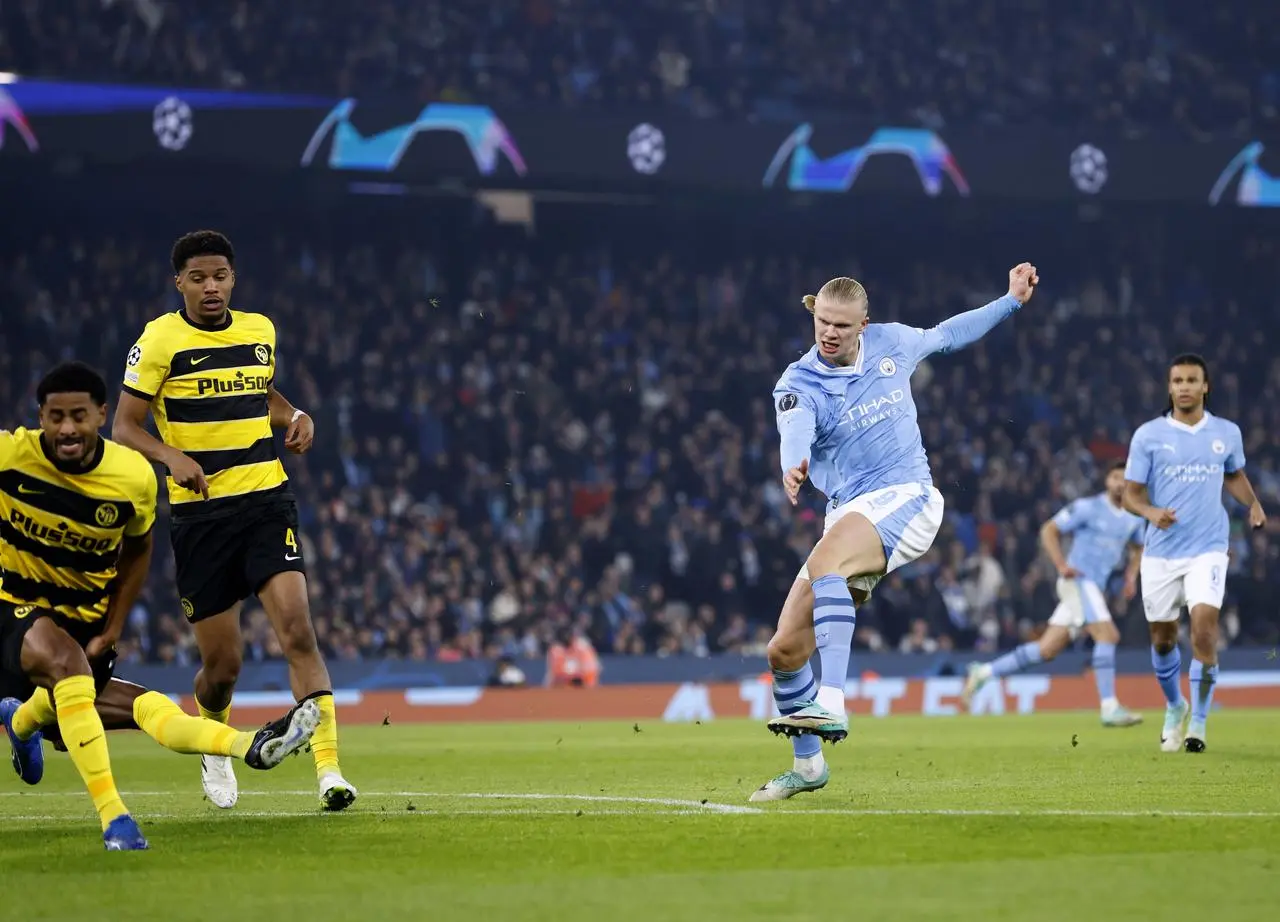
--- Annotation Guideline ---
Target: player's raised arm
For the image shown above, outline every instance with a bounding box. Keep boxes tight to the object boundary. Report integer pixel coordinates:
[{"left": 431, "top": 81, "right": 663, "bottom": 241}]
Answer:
[
  {"left": 774, "top": 386, "right": 818, "bottom": 506},
  {"left": 911, "top": 263, "right": 1039, "bottom": 358}
]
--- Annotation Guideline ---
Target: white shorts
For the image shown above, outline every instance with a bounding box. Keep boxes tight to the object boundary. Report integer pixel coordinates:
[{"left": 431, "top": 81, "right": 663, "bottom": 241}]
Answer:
[
  {"left": 797, "top": 483, "right": 944, "bottom": 595},
  {"left": 1047, "top": 577, "right": 1112, "bottom": 635},
  {"left": 1140, "top": 552, "right": 1229, "bottom": 623}
]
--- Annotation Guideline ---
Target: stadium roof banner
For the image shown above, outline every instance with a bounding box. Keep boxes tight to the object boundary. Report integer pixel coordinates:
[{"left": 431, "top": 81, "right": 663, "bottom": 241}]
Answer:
[{"left": 2, "top": 77, "right": 1279, "bottom": 206}]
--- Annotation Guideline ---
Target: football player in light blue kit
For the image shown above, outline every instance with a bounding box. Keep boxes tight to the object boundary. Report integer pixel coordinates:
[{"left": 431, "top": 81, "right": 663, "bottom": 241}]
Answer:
[
  {"left": 750, "top": 263, "right": 1038, "bottom": 802},
  {"left": 961, "top": 460, "right": 1145, "bottom": 727},
  {"left": 1123, "top": 354, "right": 1267, "bottom": 753}
]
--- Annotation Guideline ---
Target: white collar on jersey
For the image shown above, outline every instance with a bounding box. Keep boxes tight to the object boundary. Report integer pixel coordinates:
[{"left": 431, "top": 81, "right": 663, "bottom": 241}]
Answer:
[
  {"left": 1163, "top": 411, "right": 1213, "bottom": 435},
  {"left": 807, "top": 333, "right": 866, "bottom": 375},
  {"left": 1100, "top": 493, "right": 1129, "bottom": 516}
]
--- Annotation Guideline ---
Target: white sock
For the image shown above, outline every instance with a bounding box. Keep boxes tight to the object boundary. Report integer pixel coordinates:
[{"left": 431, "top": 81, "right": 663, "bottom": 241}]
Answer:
[
  {"left": 793, "top": 751, "right": 826, "bottom": 780},
  {"left": 815, "top": 684, "right": 846, "bottom": 715},
  {"left": 1101, "top": 696, "right": 1120, "bottom": 713}
]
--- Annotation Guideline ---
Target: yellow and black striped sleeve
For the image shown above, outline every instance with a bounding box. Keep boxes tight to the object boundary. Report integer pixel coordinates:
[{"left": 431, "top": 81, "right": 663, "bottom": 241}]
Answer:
[
  {"left": 124, "top": 460, "right": 158, "bottom": 537},
  {"left": 122, "top": 320, "right": 172, "bottom": 401}
]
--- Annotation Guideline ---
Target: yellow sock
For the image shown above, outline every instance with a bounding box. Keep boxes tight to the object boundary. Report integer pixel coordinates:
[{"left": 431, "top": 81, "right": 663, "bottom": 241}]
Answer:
[
  {"left": 195, "top": 695, "right": 231, "bottom": 725},
  {"left": 11, "top": 687, "right": 56, "bottom": 740},
  {"left": 134, "top": 692, "right": 253, "bottom": 760},
  {"left": 53, "top": 675, "right": 128, "bottom": 831},
  {"left": 309, "top": 693, "right": 341, "bottom": 776}
]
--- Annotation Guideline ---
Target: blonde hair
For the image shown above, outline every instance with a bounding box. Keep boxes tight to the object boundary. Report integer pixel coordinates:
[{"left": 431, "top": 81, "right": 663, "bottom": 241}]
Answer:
[{"left": 802, "top": 276, "right": 867, "bottom": 314}]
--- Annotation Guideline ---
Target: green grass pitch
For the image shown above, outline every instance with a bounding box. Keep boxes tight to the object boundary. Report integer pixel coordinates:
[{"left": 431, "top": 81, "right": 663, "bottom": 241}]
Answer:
[{"left": 3, "top": 711, "right": 1278, "bottom": 922}]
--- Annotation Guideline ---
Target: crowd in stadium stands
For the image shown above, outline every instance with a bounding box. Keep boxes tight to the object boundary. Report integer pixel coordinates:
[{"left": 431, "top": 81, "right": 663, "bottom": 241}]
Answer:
[
  {"left": 3, "top": 213, "right": 1279, "bottom": 668},
  {"left": 3, "top": 0, "right": 1279, "bottom": 137}
]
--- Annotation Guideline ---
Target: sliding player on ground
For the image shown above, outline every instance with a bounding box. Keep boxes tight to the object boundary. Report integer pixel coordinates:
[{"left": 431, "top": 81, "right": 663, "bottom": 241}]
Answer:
[
  {"left": 0, "top": 363, "right": 318, "bottom": 850},
  {"left": 112, "top": 230, "right": 355, "bottom": 810},
  {"left": 751, "top": 263, "right": 1038, "bottom": 802},
  {"left": 1123, "top": 354, "right": 1266, "bottom": 753},
  {"left": 961, "top": 460, "right": 1144, "bottom": 726}
]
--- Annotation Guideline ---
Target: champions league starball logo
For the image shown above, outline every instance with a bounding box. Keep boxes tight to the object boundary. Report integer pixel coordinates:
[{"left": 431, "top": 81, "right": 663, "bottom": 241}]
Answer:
[
  {"left": 0, "top": 87, "right": 38, "bottom": 152},
  {"left": 301, "top": 100, "right": 527, "bottom": 177},
  {"left": 1209, "top": 142, "right": 1280, "bottom": 207},
  {"left": 763, "top": 125, "right": 969, "bottom": 195}
]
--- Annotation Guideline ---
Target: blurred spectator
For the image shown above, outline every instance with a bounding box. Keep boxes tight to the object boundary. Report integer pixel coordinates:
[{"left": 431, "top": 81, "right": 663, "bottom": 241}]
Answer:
[{"left": 546, "top": 629, "right": 601, "bottom": 688}]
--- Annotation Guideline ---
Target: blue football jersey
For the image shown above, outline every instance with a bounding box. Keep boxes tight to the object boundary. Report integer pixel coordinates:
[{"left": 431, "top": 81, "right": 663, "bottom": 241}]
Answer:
[
  {"left": 773, "top": 294, "right": 1022, "bottom": 510},
  {"left": 773, "top": 323, "right": 938, "bottom": 507},
  {"left": 1124, "top": 413, "right": 1246, "bottom": 559},
  {"left": 1051, "top": 493, "right": 1145, "bottom": 587}
]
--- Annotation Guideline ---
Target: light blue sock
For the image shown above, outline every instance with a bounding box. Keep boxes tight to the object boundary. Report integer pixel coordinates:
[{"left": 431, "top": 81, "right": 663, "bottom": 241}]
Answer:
[
  {"left": 811, "top": 573, "right": 856, "bottom": 705},
  {"left": 1092, "top": 642, "right": 1117, "bottom": 703},
  {"left": 989, "top": 641, "right": 1042, "bottom": 678},
  {"left": 772, "top": 664, "right": 822, "bottom": 758},
  {"left": 1189, "top": 659, "right": 1218, "bottom": 724},
  {"left": 1151, "top": 646, "right": 1183, "bottom": 706}
]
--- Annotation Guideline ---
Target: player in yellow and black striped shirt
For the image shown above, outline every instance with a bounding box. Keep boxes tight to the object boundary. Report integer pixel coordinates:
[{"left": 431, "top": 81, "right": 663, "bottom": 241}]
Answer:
[
  {"left": 112, "top": 230, "right": 355, "bottom": 812},
  {"left": 0, "top": 363, "right": 320, "bottom": 850}
]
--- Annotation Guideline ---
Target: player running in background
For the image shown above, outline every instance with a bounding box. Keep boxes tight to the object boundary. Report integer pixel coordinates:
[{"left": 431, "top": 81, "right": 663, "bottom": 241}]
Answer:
[
  {"left": 0, "top": 363, "right": 318, "bottom": 850},
  {"left": 961, "top": 460, "right": 1145, "bottom": 727},
  {"left": 1123, "top": 354, "right": 1266, "bottom": 753},
  {"left": 111, "top": 230, "right": 356, "bottom": 811},
  {"left": 750, "top": 263, "right": 1038, "bottom": 802}
]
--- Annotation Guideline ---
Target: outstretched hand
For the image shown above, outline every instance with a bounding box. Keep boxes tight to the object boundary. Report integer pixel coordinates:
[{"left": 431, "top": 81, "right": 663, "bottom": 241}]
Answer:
[{"left": 1008, "top": 263, "right": 1039, "bottom": 304}]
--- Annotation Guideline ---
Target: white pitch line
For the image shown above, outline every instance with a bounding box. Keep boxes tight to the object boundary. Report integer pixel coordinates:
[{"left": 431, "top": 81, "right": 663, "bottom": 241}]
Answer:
[
  {"left": 4, "top": 791, "right": 1278, "bottom": 819},
  {"left": 0, "top": 790, "right": 762, "bottom": 815},
  {"left": 2, "top": 808, "right": 732, "bottom": 822}
]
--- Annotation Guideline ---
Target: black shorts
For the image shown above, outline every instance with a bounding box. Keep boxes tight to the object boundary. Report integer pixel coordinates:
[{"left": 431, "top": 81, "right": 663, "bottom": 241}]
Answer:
[
  {"left": 170, "top": 499, "right": 307, "bottom": 623},
  {"left": 0, "top": 600, "right": 117, "bottom": 702}
]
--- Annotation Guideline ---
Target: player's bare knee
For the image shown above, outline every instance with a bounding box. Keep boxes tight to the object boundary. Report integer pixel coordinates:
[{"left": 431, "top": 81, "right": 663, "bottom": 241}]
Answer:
[
  {"left": 766, "top": 631, "right": 811, "bottom": 672},
  {"left": 202, "top": 648, "right": 243, "bottom": 692},
  {"left": 1189, "top": 626, "right": 1218, "bottom": 661},
  {"left": 1037, "top": 630, "right": 1069, "bottom": 662},
  {"left": 1094, "top": 622, "right": 1121, "bottom": 645},
  {"left": 29, "top": 638, "right": 92, "bottom": 687},
  {"left": 1149, "top": 622, "right": 1178, "bottom": 655}
]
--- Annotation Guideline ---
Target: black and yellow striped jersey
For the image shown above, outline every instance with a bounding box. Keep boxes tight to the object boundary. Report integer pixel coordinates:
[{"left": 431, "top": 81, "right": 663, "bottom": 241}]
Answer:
[
  {"left": 122, "top": 309, "right": 290, "bottom": 520},
  {"left": 0, "top": 428, "right": 157, "bottom": 623}
]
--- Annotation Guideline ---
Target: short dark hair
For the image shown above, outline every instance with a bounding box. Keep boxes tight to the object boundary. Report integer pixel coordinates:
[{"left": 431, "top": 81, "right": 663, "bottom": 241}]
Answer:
[
  {"left": 1107, "top": 459, "right": 1127, "bottom": 475},
  {"left": 1167, "top": 352, "right": 1210, "bottom": 411},
  {"left": 171, "top": 230, "right": 235, "bottom": 274},
  {"left": 37, "top": 362, "right": 107, "bottom": 407}
]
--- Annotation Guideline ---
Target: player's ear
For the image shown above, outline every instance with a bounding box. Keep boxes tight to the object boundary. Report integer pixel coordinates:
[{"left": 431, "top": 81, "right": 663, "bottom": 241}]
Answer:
[{"left": 173, "top": 274, "right": 182, "bottom": 292}]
